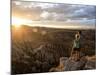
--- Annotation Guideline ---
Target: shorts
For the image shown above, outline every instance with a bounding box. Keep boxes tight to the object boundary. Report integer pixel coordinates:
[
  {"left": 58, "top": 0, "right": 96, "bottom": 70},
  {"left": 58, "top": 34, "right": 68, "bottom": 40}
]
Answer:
[{"left": 73, "top": 48, "right": 80, "bottom": 52}]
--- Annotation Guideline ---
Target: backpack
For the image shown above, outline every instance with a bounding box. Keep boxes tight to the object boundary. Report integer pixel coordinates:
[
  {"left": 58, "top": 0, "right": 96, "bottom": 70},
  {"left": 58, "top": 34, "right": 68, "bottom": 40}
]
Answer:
[{"left": 73, "top": 39, "right": 80, "bottom": 48}]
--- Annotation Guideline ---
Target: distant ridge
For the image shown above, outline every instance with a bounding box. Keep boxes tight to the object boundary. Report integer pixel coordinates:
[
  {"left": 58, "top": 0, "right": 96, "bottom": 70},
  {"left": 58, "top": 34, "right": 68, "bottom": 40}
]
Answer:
[{"left": 12, "top": 24, "right": 95, "bottom": 30}]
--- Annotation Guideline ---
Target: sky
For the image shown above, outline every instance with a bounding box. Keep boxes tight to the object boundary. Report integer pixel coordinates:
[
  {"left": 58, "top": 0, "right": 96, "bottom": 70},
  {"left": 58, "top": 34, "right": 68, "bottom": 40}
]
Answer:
[{"left": 12, "top": 0, "right": 96, "bottom": 28}]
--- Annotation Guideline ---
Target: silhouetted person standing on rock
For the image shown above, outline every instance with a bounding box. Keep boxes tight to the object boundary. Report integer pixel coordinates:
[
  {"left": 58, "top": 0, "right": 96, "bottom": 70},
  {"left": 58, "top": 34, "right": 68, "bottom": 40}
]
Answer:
[{"left": 71, "top": 31, "right": 82, "bottom": 61}]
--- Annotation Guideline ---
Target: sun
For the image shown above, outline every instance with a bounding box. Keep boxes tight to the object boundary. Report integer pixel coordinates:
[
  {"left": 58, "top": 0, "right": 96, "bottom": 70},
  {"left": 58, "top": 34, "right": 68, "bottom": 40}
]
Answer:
[{"left": 12, "top": 17, "right": 33, "bottom": 27}]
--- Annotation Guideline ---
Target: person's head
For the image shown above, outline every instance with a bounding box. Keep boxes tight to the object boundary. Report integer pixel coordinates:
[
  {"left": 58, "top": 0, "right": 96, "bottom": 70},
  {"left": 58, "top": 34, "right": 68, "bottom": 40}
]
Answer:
[
  {"left": 75, "top": 31, "right": 81, "bottom": 39},
  {"left": 77, "top": 31, "right": 81, "bottom": 34}
]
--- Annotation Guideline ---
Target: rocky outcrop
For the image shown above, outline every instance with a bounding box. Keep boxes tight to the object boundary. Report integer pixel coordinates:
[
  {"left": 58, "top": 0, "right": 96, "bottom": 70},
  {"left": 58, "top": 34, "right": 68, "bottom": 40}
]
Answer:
[
  {"left": 84, "top": 56, "right": 96, "bottom": 69},
  {"left": 50, "top": 55, "right": 96, "bottom": 72}
]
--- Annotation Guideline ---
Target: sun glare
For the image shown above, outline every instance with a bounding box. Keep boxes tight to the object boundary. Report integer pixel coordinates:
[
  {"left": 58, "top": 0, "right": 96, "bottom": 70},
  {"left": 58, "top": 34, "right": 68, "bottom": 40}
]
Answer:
[{"left": 12, "top": 17, "right": 33, "bottom": 27}]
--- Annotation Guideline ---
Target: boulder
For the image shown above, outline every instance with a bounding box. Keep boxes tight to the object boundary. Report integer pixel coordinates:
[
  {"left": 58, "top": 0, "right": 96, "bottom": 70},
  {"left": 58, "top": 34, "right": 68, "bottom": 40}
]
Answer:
[
  {"left": 84, "top": 56, "right": 96, "bottom": 69},
  {"left": 49, "top": 55, "right": 96, "bottom": 72}
]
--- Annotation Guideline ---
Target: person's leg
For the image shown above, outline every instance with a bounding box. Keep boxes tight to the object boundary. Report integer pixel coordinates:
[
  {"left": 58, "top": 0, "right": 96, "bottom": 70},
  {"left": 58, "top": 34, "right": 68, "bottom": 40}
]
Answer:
[
  {"left": 77, "top": 49, "right": 80, "bottom": 61},
  {"left": 75, "top": 51, "right": 78, "bottom": 61},
  {"left": 77, "top": 51, "right": 80, "bottom": 61},
  {"left": 74, "top": 49, "right": 80, "bottom": 61},
  {"left": 71, "top": 48, "right": 74, "bottom": 57}
]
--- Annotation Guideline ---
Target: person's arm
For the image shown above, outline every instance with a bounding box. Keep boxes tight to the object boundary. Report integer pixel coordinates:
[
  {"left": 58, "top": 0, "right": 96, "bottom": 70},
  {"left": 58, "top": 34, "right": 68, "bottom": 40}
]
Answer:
[
  {"left": 75, "top": 34, "right": 77, "bottom": 39},
  {"left": 71, "top": 40, "right": 75, "bottom": 56}
]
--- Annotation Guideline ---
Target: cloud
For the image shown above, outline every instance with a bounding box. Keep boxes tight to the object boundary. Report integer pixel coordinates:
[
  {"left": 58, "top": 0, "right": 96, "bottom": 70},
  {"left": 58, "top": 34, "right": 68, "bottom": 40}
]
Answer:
[
  {"left": 12, "top": 1, "right": 43, "bottom": 20},
  {"left": 34, "top": 3, "right": 58, "bottom": 9},
  {"left": 66, "top": 18, "right": 96, "bottom": 25},
  {"left": 12, "top": 1, "right": 96, "bottom": 25},
  {"left": 72, "top": 5, "right": 96, "bottom": 19},
  {"left": 40, "top": 11, "right": 50, "bottom": 19}
]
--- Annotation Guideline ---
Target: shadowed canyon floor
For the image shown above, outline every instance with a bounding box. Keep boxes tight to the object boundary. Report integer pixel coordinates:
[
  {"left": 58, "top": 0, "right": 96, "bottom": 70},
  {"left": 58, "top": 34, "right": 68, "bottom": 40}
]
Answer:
[{"left": 11, "top": 25, "right": 96, "bottom": 74}]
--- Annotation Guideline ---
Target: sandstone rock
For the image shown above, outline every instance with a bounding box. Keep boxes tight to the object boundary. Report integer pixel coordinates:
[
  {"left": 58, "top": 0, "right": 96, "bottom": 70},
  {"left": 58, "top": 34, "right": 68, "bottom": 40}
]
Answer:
[
  {"left": 50, "top": 56, "right": 89, "bottom": 71},
  {"left": 84, "top": 56, "right": 96, "bottom": 69},
  {"left": 60, "top": 57, "right": 68, "bottom": 65}
]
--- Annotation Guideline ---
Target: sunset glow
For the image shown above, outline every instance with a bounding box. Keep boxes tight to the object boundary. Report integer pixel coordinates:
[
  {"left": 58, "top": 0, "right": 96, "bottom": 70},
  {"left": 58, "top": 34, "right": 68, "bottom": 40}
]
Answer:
[{"left": 12, "top": 17, "right": 33, "bottom": 27}]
